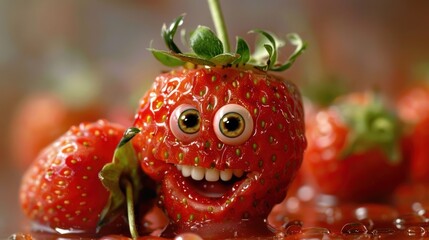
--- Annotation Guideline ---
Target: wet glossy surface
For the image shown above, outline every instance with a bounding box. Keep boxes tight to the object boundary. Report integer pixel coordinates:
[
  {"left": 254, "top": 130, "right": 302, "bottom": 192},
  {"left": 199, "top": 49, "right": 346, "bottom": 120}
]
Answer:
[{"left": 6, "top": 182, "right": 429, "bottom": 239}]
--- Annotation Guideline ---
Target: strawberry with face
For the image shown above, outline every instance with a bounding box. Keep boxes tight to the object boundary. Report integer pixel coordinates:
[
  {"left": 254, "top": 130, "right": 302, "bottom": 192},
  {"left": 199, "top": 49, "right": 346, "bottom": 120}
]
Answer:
[{"left": 133, "top": 15, "right": 306, "bottom": 238}]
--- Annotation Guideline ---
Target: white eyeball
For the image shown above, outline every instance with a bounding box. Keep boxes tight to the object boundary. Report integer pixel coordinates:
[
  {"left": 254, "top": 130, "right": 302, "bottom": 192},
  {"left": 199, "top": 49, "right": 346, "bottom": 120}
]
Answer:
[
  {"left": 169, "top": 104, "right": 201, "bottom": 142},
  {"left": 213, "top": 104, "right": 254, "bottom": 145}
]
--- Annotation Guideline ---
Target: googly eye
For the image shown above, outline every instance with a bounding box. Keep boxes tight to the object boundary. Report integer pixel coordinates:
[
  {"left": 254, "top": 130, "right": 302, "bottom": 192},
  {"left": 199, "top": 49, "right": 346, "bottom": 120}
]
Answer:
[
  {"left": 213, "top": 104, "right": 254, "bottom": 145},
  {"left": 169, "top": 104, "right": 201, "bottom": 142}
]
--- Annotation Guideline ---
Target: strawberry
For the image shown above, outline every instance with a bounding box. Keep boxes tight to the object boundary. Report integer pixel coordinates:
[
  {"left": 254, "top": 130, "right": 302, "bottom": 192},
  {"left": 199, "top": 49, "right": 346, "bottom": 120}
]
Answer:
[
  {"left": 302, "top": 92, "right": 407, "bottom": 202},
  {"left": 133, "top": 10, "right": 306, "bottom": 237},
  {"left": 396, "top": 82, "right": 429, "bottom": 182},
  {"left": 10, "top": 92, "right": 104, "bottom": 169},
  {"left": 407, "top": 117, "right": 429, "bottom": 182},
  {"left": 19, "top": 120, "right": 149, "bottom": 236}
]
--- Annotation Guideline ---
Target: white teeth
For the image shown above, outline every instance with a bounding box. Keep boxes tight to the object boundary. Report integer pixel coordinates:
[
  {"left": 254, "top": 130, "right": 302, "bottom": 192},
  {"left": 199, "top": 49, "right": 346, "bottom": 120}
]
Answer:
[
  {"left": 177, "top": 164, "right": 244, "bottom": 182},
  {"left": 220, "top": 169, "right": 233, "bottom": 181},
  {"left": 205, "top": 168, "right": 220, "bottom": 182},
  {"left": 191, "top": 166, "right": 205, "bottom": 181},
  {"left": 180, "top": 165, "right": 192, "bottom": 177}
]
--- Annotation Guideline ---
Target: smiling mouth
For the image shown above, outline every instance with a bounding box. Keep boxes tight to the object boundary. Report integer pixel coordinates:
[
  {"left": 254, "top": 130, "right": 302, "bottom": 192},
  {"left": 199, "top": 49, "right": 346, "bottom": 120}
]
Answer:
[{"left": 175, "top": 164, "right": 247, "bottom": 198}]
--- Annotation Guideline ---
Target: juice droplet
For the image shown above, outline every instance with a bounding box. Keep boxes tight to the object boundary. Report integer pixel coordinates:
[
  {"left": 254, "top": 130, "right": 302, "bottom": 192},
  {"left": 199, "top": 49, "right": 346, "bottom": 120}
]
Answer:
[
  {"left": 282, "top": 219, "right": 304, "bottom": 228},
  {"left": 341, "top": 222, "right": 368, "bottom": 235},
  {"left": 286, "top": 225, "right": 302, "bottom": 236},
  {"left": 359, "top": 218, "right": 375, "bottom": 231},
  {"left": 281, "top": 219, "right": 303, "bottom": 235},
  {"left": 299, "top": 227, "right": 331, "bottom": 238}
]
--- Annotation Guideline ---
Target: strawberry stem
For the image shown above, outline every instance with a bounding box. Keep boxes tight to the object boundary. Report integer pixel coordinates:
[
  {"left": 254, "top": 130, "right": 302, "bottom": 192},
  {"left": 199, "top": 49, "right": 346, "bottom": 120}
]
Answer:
[
  {"left": 208, "top": 0, "right": 230, "bottom": 52},
  {"left": 122, "top": 178, "right": 139, "bottom": 239}
]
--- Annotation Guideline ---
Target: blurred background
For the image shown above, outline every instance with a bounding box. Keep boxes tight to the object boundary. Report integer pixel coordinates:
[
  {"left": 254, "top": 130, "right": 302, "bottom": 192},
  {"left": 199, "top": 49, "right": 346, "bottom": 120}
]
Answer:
[{"left": 1, "top": 0, "right": 429, "bottom": 238}]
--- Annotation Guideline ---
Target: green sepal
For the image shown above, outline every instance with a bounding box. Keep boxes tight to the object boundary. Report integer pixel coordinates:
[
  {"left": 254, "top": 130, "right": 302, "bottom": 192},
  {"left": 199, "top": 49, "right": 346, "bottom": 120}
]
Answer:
[
  {"left": 233, "top": 37, "right": 250, "bottom": 64},
  {"left": 149, "top": 48, "right": 185, "bottom": 67},
  {"left": 162, "top": 15, "right": 185, "bottom": 53},
  {"left": 97, "top": 127, "right": 142, "bottom": 231},
  {"left": 210, "top": 53, "right": 240, "bottom": 65},
  {"left": 263, "top": 44, "right": 274, "bottom": 71},
  {"left": 190, "top": 26, "right": 224, "bottom": 60},
  {"left": 152, "top": 14, "right": 306, "bottom": 72},
  {"left": 271, "top": 33, "right": 307, "bottom": 72},
  {"left": 338, "top": 93, "right": 402, "bottom": 164},
  {"left": 172, "top": 52, "right": 216, "bottom": 66},
  {"left": 250, "top": 29, "right": 278, "bottom": 70}
]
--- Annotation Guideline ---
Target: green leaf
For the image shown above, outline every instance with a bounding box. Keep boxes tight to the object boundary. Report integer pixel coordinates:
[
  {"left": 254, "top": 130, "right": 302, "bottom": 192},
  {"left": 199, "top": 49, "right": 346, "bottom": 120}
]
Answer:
[
  {"left": 148, "top": 48, "right": 216, "bottom": 67},
  {"left": 251, "top": 29, "right": 278, "bottom": 69},
  {"left": 210, "top": 53, "right": 240, "bottom": 65},
  {"left": 97, "top": 127, "right": 142, "bottom": 231},
  {"left": 190, "top": 26, "right": 224, "bottom": 60},
  {"left": 271, "top": 33, "right": 307, "bottom": 71},
  {"left": 338, "top": 92, "right": 402, "bottom": 164},
  {"left": 263, "top": 44, "right": 274, "bottom": 70},
  {"left": 162, "top": 15, "right": 185, "bottom": 53},
  {"left": 233, "top": 37, "right": 250, "bottom": 64},
  {"left": 149, "top": 48, "right": 185, "bottom": 67},
  {"left": 152, "top": 14, "right": 306, "bottom": 72},
  {"left": 172, "top": 53, "right": 216, "bottom": 66},
  {"left": 251, "top": 34, "right": 270, "bottom": 61}
]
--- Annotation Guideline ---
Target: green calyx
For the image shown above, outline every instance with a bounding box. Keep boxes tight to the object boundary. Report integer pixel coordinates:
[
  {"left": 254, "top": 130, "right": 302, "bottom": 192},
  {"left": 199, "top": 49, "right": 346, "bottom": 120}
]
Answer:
[
  {"left": 149, "top": 13, "right": 306, "bottom": 71},
  {"left": 97, "top": 127, "right": 142, "bottom": 239},
  {"left": 338, "top": 93, "right": 403, "bottom": 164}
]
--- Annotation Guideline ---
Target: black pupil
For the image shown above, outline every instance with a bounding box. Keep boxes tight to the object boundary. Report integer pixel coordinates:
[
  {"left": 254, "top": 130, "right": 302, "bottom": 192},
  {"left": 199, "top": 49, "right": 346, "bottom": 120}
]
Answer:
[
  {"left": 183, "top": 113, "right": 199, "bottom": 128},
  {"left": 223, "top": 117, "right": 240, "bottom": 132}
]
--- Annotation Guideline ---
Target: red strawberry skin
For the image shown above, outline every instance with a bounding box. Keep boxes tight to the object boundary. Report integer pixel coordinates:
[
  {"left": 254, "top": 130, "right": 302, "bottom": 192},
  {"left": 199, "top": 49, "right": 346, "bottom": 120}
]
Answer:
[
  {"left": 397, "top": 84, "right": 429, "bottom": 125},
  {"left": 19, "top": 120, "right": 126, "bottom": 233},
  {"left": 397, "top": 85, "right": 429, "bottom": 182},
  {"left": 302, "top": 93, "right": 407, "bottom": 202},
  {"left": 134, "top": 67, "right": 306, "bottom": 232},
  {"left": 396, "top": 85, "right": 429, "bottom": 183},
  {"left": 408, "top": 117, "right": 429, "bottom": 182}
]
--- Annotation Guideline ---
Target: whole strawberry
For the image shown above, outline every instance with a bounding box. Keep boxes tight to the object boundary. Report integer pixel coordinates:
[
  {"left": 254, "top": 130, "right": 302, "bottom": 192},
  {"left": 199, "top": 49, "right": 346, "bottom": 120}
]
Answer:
[
  {"left": 302, "top": 92, "right": 407, "bottom": 202},
  {"left": 396, "top": 82, "right": 429, "bottom": 182},
  {"left": 134, "top": 12, "right": 306, "bottom": 237},
  {"left": 19, "top": 120, "right": 146, "bottom": 236}
]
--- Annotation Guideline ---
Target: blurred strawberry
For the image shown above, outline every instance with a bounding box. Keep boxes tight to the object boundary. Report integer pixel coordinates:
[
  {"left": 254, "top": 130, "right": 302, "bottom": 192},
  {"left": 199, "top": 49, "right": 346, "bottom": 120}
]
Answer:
[
  {"left": 397, "top": 82, "right": 429, "bottom": 182},
  {"left": 302, "top": 91, "right": 407, "bottom": 202},
  {"left": 9, "top": 92, "right": 104, "bottom": 169},
  {"left": 9, "top": 45, "right": 114, "bottom": 169},
  {"left": 397, "top": 83, "right": 429, "bottom": 126}
]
